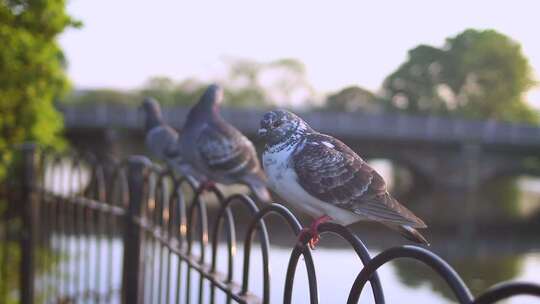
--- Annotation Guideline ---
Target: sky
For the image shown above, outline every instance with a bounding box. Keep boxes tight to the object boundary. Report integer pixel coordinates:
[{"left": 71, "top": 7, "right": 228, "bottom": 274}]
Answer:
[{"left": 60, "top": 0, "right": 540, "bottom": 107}]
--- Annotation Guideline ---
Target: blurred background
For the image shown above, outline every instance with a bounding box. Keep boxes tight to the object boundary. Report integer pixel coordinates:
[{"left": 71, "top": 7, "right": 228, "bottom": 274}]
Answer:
[{"left": 1, "top": 0, "right": 540, "bottom": 303}]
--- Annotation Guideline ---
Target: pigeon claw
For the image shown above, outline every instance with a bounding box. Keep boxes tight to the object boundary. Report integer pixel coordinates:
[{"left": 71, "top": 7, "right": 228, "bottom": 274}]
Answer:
[
  {"left": 297, "top": 215, "right": 332, "bottom": 250},
  {"left": 308, "top": 234, "right": 320, "bottom": 250},
  {"left": 297, "top": 228, "right": 315, "bottom": 249},
  {"left": 197, "top": 180, "right": 216, "bottom": 194}
]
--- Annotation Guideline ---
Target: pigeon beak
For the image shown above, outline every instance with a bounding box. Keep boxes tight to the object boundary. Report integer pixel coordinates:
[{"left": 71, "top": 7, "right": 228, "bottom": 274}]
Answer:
[{"left": 257, "top": 128, "right": 268, "bottom": 138}]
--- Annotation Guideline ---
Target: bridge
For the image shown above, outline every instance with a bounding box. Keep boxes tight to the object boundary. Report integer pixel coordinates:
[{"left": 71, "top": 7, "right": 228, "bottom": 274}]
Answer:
[{"left": 60, "top": 104, "right": 540, "bottom": 189}]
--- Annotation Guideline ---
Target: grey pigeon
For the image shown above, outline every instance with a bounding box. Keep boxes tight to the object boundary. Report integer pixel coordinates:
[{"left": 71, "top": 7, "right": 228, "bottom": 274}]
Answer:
[
  {"left": 178, "top": 84, "right": 271, "bottom": 202},
  {"left": 141, "top": 97, "right": 204, "bottom": 182},
  {"left": 258, "top": 109, "right": 428, "bottom": 248}
]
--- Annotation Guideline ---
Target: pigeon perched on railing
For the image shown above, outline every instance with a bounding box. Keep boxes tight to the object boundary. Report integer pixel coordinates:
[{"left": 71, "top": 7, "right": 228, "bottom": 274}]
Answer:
[
  {"left": 178, "top": 84, "right": 271, "bottom": 203},
  {"left": 141, "top": 97, "right": 204, "bottom": 183},
  {"left": 258, "top": 109, "right": 428, "bottom": 249}
]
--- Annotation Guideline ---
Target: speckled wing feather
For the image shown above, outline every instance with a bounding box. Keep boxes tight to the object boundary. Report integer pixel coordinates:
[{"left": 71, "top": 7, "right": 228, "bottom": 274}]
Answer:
[
  {"left": 293, "top": 133, "right": 426, "bottom": 228},
  {"left": 196, "top": 121, "right": 259, "bottom": 178}
]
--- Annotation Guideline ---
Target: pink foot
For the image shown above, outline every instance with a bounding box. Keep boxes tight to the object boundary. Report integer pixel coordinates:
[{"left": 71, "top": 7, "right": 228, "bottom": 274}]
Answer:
[
  {"left": 297, "top": 215, "right": 332, "bottom": 250},
  {"left": 196, "top": 180, "right": 216, "bottom": 194}
]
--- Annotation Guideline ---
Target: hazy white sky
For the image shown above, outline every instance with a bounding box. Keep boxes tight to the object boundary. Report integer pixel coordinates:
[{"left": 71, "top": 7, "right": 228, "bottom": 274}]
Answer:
[{"left": 60, "top": 0, "right": 540, "bottom": 106}]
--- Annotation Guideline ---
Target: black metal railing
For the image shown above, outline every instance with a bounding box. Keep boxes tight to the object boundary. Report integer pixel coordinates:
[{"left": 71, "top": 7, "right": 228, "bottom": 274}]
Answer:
[{"left": 1, "top": 144, "right": 540, "bottom": 303}]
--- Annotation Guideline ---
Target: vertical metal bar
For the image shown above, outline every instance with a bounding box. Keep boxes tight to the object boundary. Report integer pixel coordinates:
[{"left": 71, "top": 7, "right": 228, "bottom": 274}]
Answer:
[
  {"left": 94, "top": 193, "right": 104, "bottom": 303},
  {"left": 139, "top": 172, "right": 153, "bottom": 304},
  {"left": 75, "top": 161, "right": 85, "bottom": 301},
  {"left": 156, "top": 179, "right": 165, "bottom": 304},
  {"left": 164, "top": 182, "right": 175, "bottom": 304},
  {"left": 106, "top": 197, "right": 116, "bottom": 301},
  {"left": 67, "top": 161, "right": 76, "bottom": 300},
  {"left": 59, "top": 157, "right": 69, "bottom": 298},
  {"left": 1, "top": 157, "right": 14, "bottom": 304},
  {"left": 174, "top": 184, "right": 187, "bottom": 304},
  {"left": 20, "top": 143, "right": 38, "bottom": 304},
  {"left": 141, "top": 225, "right": 152, "bottom": 304},
  {"left": 121, "top": 156, "right": 150, "bottom": 304},
  {"left": 165, "top": 243, "right": 172, "bottom": 304},
  {"left": 147, "top": 181, "right": 157, "bottom": 304},
  {"left": 37, "top": 152, "right": 50, "bottom": 302},
  {"left": 175, "top": 258, "right": 183, "bottom": 304},
  {"left": 50, "top": 160, "right": 61, "bottom": 301},
  {"left": 92, "top": 163, "right": 107, "bottom": 304}
]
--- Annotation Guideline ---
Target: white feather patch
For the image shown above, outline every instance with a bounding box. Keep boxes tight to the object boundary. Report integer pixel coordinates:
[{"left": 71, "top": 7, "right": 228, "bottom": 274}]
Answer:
[
  {"left": 263, "top": 140, "right": 364, "bottom": 226},
  {"left": 322, "top": 141, "right": 335, "bottom": 148}
]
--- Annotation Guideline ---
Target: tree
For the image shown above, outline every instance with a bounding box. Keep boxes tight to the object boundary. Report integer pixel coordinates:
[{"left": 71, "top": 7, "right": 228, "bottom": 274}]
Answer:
[
  {"left": 0, "top": 1, "right": 79, "bottom": 179},
  {"left": 141, "top": 77, "right": 206, "bottom": 106},
  {"left": 63, "top": 77, "right": 205, "bottom": 107},
  {"left": 324, "top": 85, "right": 380, "bottom": 113},
  {"left": 139, "top": 76, "right": 178, "bottom": 105},
  {"left": 63, "top": 89, "right": 139, "bottom": 105},
  {"left": 63, "top": 58, "right": 315, "bottom": 109},
  {"left": 222, "top": 57, "right": 314, "bottom": 108},
  {"left": 382, "top": 29, "right": 538, "bottom": 124},
  {"left": 0, "top": 2, "right": 78, "bottom": 301}
]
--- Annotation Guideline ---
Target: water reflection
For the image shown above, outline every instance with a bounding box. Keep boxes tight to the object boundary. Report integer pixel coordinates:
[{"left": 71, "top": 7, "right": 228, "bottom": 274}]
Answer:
[
  {"left": 394, "top": 255, "right": 523, "bottom": 300},
  {"left": 396, "top": 178, "right": 540, "bottom": 230},
  {"left": 47, "top": 235, "right": 540, "bottom": 304}
]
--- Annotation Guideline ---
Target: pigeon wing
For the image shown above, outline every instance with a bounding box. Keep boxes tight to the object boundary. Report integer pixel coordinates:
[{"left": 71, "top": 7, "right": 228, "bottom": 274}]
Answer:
[
  {"left": 293, "top": 133, "right": 425, "bottom": 228},
  {"left": 196, "top": 122, "right": 259, "bottom": 178}
]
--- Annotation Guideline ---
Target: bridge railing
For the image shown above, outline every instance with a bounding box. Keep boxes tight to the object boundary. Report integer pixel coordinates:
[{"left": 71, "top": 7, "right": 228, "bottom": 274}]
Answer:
[
  {"left": 2, "top": 144, "right": 540, "bottom": 303},
  {"left": 60, "top": 104, "right": 540, "bottom": 147}
]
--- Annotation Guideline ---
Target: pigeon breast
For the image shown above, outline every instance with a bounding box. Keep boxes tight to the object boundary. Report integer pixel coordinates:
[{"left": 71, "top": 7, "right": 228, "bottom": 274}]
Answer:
[{"left": 145, "top": 125, "right": 181, "bottom": 160}]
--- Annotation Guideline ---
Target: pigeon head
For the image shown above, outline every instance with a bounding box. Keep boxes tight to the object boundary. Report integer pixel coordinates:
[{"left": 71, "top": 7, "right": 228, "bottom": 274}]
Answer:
[
  {"left": 141, "top": 97, "right": 163, "bottom": 131},
  {"left": 258, "top": 109, "right": 313, "bottom": 146},
  {"left": 197, "top": 84, "right": 224, "bottom": 110}
]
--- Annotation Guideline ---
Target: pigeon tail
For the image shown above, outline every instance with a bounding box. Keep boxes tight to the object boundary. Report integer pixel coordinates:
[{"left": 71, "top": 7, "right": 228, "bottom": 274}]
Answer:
[
  {"left": 244, "top": 173, "right": 271, "bottom": 203},
  {"left": 168, "top": 161, "right": 206, "bottom": 185},
  {"left": 385, "top": 223, "right": 430, "bottom": 246},
  {"left": 249, "top": 183, "right": 271, "bottom": 203}
]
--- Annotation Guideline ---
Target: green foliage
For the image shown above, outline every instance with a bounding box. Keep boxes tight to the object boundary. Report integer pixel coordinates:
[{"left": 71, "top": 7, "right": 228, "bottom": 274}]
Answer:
[
  {"left": 324, "top": 85, "right": 380, "bottom": 112},
  {"left": 62, "top": 89, "right": 139, "bottom": 105},
  {"left": 0, "top": 239, "right": 20, "bottom": 304},
  {"left": 0, "top": 1, "right": 75, "bottom": 299},
  {"left": 139, "top": 77, "right": 207, "bottom": 106},
  {"left": 62, "top": 58, "right": 314, "bottom": 109},
  {"left": 63, "top": 78, "right": 207, "bottom": 107},
  {"left": 0, "top": 0, "right": 78, "bottom": 179},
  {"left": 0, "top": 223, "right": 59, "bottom": 303},
  {"left": 382, "top": 29, "right": 538, "bottom": 124},
  {"left": 223, "top": 58, "right": 271, "bottom": 107}
]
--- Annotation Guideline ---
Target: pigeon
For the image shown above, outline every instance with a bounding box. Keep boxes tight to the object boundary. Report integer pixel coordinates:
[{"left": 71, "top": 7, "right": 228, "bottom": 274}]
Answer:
[
  {"left": 178, "top": 84, "right": 271, "bottom": 203},
  {"left": 258, "top": 109, "right": 428, "bottom": 248},
  {"left": 140, "top": 97, "right": 204, "bottom": 182}
]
